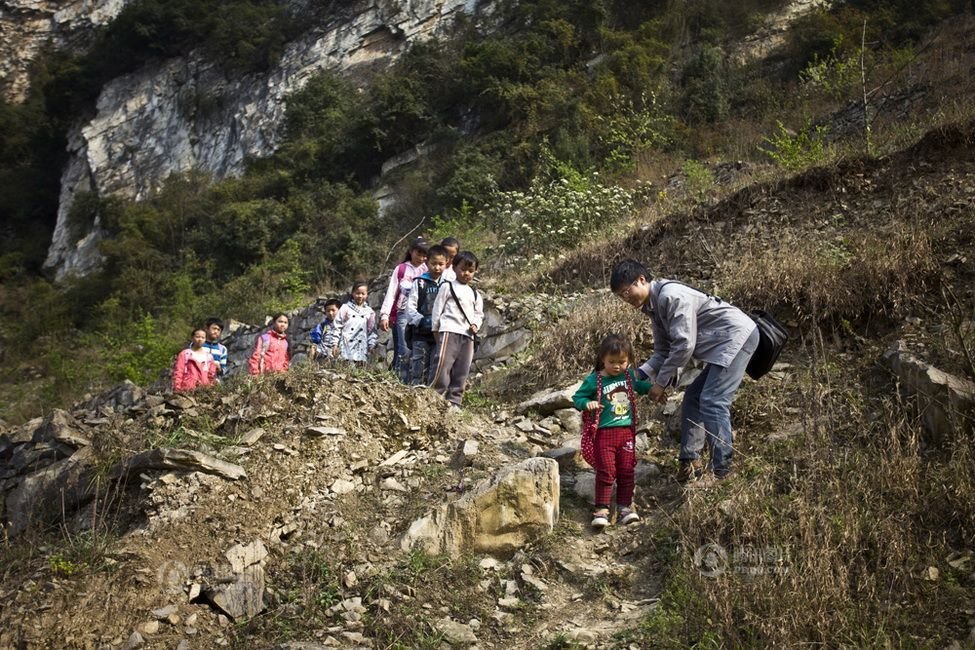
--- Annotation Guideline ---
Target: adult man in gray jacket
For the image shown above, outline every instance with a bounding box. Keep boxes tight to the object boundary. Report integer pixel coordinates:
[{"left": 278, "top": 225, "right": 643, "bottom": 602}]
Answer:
[{"left": 611, "top": 259, "right": 758, "bottom": 482}]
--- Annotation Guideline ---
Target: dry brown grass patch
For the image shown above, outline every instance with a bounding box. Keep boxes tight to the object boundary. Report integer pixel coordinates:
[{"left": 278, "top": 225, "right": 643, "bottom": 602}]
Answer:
[{"left": 482, "top": 292, "right": 651, "bottom": 399}]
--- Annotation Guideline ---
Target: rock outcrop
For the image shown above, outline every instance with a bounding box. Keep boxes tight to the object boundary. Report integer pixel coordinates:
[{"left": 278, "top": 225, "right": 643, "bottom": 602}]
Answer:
[
  {"left": 0, "top": 0, "right": 134, "bottom": 102},
  {"left": 883, "top": 344, "right": 975, "bottom": 442},
  {"left": 400, "top": 457, "right": 560, "bottom": 557},
  {"left": 46, "top": 0, "right": 495, "bottom": 279}
]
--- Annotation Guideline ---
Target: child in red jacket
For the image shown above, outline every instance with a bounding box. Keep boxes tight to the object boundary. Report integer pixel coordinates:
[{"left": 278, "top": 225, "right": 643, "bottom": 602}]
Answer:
[
  {"left": 248, "top": 313, "right": 291, "bottom": 375},
  {"left": 172, "top": 328, "right": 218, "bottom": 392}
]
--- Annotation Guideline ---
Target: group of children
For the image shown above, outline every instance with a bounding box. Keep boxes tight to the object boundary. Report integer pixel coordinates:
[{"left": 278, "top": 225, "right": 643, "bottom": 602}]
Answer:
[
  {"left": 311, "top": 236, "right": 484, "bottom": 407},
  {"left": 171, "top": 235, "right": 484, "bottom": 409}
]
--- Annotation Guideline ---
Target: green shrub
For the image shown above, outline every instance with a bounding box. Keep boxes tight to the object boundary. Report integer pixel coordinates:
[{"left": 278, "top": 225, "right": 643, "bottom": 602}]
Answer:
[
  {"left": 103, "top": 313, "right": 179, "bottom": 384},
  {"left": 592, "top": 92, "right": 674, "bottom": 172},
  {"left": 759, "top": 119, "right": 832, "bottom": 171},
  {"left": 681, "top": 159, "right": 715, "bottom": 202},
  {"left": 482, "top": 169, "right": 633, "bottom": 260},
  {"left": 679, "top": 46, "right": 729, "bottom": 124}
]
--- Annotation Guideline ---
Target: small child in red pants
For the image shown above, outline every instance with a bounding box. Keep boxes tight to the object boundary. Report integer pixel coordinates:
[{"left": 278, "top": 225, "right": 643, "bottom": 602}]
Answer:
[{"left": 572, "top": 334, "right": 653, "bottom": 530}]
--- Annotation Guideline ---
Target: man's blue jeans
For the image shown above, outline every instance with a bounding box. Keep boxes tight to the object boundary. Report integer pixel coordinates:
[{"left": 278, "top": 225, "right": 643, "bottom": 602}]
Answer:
[{"left": 680, "top": 327, "right": 759, "bottom": 476}]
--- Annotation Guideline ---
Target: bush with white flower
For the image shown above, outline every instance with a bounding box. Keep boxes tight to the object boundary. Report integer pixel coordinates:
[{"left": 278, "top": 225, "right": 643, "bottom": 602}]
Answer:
[{"left": 481, "top": 172, "right": 634, "bottom": 259}]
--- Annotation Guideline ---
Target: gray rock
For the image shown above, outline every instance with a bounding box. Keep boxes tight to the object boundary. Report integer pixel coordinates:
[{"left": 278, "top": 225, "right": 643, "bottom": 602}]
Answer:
[
  {"left": 539, "top": 447, "right": 585, "bottom": 475},
  {"left": 166, "top": 394, "right": 197, "bottom": 410},
  {"left": 239, "top": 427, "right": 266, "bottom": 446},
  {"left": 204, "top": 541, "right": 268, "bottom": 620},
  {"left": 4, "top": 446, "right": 95, "bottom": 537},
  {"left": 123, "top": 630, "right": 145, "bottom": 649},
  {"left": 330, "top": 478, "right": 357, "bottom": 495},
  {"left": 32, "top": 409, "right": 89, "bottom": 448},
  {"left": 572, "top": 472, "right": 598, "bottom": 503},
  {"left": 554, "top": 408, "right": 582, "bottom": 436},
  {"left": 516, "top": 382, "right": 582, "bottom": 416},
  {"left": 304, "top": 426, "right": 345, "bottom": 437},
  {"left": 435, "top": 616, "right": 479, "bottom": 645},
  {"left": 634, "top": 461, "right": 662, "bottom": 484},
  {"left": 883, "top": 345, "right": 975, "bottom": 442},
  {"left": 116, "top": 448, "right": 246, "bottom": 481}
]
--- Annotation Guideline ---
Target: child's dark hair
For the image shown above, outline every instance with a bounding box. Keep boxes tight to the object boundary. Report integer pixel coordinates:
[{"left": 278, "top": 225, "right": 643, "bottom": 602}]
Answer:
[
  {"left": 610, "top": 259, "right": 650, "bottom": 293},
  {"left": 205, "top": 317, "right": 224, "bottom": 331},
  {"left": 323, "top": 298, "right": 342, "bottom": 310},
  {"left": 441, "top": 237, "right": 460, "bottom": 249},
  {"left": 452, "top": 250, "right": 479, "bottom": 269},
  {"left": 350, "top": 280, "right": 369, "bottom": 294},
  {"left": 402, "top": 237, "right": 429, "bottom": 262},
  {"left": 595, "top": 334, "right": 635, "bottom": 371},
  {"left": 427, "top": 244, "right": 448, "bottom": 260},
  {"left": 191, "top": 327, "right": 206, "bottom": 338}
]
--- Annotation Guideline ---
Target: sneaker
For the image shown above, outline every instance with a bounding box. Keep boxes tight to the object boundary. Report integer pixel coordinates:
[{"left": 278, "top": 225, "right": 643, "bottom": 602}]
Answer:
[
  {"left": 591, "top": 508, "right": 610, "bottom": 530},
  {"left": 676, "top": 459, "right": 703, "bottom": 483},
  {"left": 618, "top": 507, "right": 640, "bottom": 525}
]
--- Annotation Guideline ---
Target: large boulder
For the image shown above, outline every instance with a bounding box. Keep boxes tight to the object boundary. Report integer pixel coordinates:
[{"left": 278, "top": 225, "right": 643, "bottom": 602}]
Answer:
[
  {"left": 3, "top": 447, "right": 95, "bottom": 537},
  {"left": 401, "top": 457, "right": 560, "bottom": 558}
]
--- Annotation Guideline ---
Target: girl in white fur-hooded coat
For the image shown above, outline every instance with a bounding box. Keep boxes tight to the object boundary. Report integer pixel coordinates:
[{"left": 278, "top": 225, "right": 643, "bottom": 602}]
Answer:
[{"left": 324, "top": 281, "right": 378, "bottom": 363}]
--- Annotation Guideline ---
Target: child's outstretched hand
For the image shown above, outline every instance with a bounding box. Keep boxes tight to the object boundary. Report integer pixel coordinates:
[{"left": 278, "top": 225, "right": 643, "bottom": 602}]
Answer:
[{"left": 585, "top": 400, "right": 601, "bottom": 411}]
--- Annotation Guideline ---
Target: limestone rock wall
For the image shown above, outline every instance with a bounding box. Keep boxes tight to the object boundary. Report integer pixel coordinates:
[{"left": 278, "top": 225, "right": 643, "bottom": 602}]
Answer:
[
  {"left": 0, "top": 0, "right": 133, "bottom": 102},
  {"left": 44, "top": 0, "right": 493, "bottom": 279}
]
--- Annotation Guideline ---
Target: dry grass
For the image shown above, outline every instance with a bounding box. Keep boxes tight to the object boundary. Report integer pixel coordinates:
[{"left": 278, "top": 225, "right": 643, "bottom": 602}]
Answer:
[
  {"left": 720, "top": 222, "right": 940, "bottom": 321},
  {"left": 628, "top": 345, "right": 975, "bottom": 646},
  {"left": 482, "top": 293, "right": 651, "bottom": 399}
]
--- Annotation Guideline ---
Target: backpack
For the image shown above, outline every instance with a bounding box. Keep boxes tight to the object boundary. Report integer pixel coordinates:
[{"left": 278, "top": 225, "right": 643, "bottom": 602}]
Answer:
[{"left": 745, "top": 310, "right": 789, "bottom": 380}]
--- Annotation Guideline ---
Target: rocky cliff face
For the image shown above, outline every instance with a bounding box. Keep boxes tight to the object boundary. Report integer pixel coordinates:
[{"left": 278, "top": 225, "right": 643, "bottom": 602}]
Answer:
[
  {"left": 44, "top": 0, "right": 493, "bottom": 279},
  {"left": 0, "top": 0, "right": 133, "bottom": 102}
]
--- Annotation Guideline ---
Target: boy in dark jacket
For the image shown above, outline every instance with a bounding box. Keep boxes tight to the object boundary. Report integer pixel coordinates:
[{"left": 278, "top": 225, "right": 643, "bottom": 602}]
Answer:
[{"left": 404, "top": 245, "right": 448, "bottom": 385}]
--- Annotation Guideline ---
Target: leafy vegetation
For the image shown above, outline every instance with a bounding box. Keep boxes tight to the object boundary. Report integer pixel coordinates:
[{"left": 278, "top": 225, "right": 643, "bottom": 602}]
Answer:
[{"left": 1, "top": 0, "right": 973, "bottom": 420}]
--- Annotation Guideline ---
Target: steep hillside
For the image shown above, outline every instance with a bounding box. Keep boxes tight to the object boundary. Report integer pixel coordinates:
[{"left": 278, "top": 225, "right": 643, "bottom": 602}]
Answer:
[{"left": 2, "top": 115, "right": 974, "bottom": 648}]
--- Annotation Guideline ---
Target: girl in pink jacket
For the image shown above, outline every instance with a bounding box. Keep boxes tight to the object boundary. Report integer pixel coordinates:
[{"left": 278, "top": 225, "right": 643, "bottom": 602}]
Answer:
[
  {"left": 380, "top": 237, "right": 428, "bottom": 381},
  {"left": 248, "top": 313, "right": 291, "bottom": 375},
  {"left": 172, "top": 328, "right": 218, "bottom": 392}
]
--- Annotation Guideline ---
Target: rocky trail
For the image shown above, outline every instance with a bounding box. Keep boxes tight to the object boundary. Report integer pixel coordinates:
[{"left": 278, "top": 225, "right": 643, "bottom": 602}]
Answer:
[{"left": 1, "top": 357, "right": 740, "bottom": 649}]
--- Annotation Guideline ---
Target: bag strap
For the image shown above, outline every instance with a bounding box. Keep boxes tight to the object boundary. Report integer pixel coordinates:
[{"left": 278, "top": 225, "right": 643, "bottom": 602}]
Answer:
[
  {"left": 650, "top": 280, "right": 721, "bottom": 314},
  {"left": 448, "top": 282, "right": 478, "bottom": 328}
]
